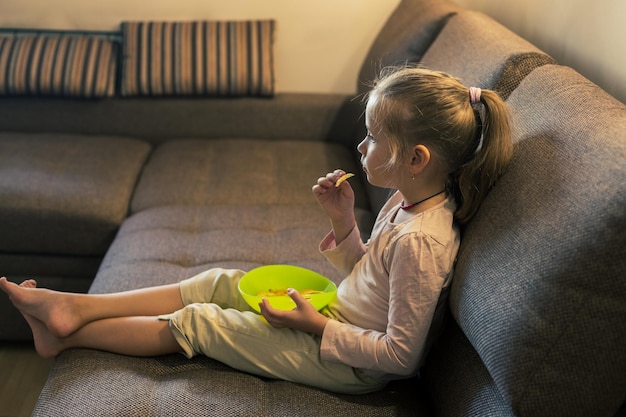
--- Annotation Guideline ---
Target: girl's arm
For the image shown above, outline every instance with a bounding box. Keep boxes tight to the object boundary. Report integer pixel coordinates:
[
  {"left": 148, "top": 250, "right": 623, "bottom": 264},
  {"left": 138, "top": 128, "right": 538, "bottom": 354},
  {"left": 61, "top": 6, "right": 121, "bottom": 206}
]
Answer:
[
  {"left": 321, "top": 233, "right": 451, "bottom": 376},
  {"left": 319, "top": 226, "right": 367, "bottom": 277},
  {"left": 312, "top": 170, "right": 356, "bottom": 245}
]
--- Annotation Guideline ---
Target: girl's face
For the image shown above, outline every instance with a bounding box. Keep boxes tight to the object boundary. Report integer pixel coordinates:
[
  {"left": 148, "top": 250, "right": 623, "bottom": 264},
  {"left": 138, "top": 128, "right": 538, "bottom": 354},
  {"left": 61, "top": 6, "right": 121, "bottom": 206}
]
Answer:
[{"left": 358, "top": 98, "right": 397, "bottom": 188}]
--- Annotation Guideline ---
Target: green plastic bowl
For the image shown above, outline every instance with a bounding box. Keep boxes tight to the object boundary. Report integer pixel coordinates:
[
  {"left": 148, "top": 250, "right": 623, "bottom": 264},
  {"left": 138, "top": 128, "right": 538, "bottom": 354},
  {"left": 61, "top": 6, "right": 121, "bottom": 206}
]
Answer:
[{"left": 238, "top": 265, "right": 337, "bottom": 312}]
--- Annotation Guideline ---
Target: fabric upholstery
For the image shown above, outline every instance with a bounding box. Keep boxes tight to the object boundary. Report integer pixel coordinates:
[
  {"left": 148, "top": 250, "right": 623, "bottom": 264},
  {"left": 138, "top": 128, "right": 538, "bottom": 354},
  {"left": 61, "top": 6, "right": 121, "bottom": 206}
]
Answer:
[
  {"left": 130, "top": 139, "right": 370, "bottom": 213},
  {"left": 492, "top": 52, "right": 556, "bottom": 100},
  {"left": 90, "top": 205, "right": 375, "bottom": 295},
  {"left": 0, "top": 34, "right": 117, "bottom": 97},
  {"left": 447, "top": 65, "right": 626, "bottom": 417},
  {"left": 357, "top": 0, "right": 462, "bottom": 94},
  {"left": 0, "top": 253, "right": 101, "bottom": 279},
  {"left": 0, "top": 133, "right": 151, "bottom": 255},
  {"left": 121, "top": 20, "right": 275, "bottom": 97},
  {"left": 420, "top": 11, "right": 550, "bottom": 90},
  {"left": 0, "top": 94, "right": 351, "bottom": 146},
  {"left": 423, "top": 319, "right": 516, "bottom": 417},
  {"left": 32, "top": 349, "right": 433, "bottom": 417}
]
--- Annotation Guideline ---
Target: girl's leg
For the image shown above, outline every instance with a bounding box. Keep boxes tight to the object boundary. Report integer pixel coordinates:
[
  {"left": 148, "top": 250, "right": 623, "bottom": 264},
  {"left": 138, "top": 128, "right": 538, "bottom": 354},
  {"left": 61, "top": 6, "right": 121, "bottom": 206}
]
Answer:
[
  {"left": 26, "top": 312, "right": 181, "bottom": 358},
  {"left": 167, "top": 303, "right": 385, "bottom": 394},
  {"left": 0, "top": 277, "right": 184, "bottom": 338}
]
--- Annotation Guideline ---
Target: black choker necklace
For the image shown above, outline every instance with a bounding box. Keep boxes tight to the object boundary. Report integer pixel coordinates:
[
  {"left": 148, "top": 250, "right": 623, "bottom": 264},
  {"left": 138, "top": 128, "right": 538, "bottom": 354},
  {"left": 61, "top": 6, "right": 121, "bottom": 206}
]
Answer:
[{"left": 400, "top": 190, "right": 446, "bottom": 211}]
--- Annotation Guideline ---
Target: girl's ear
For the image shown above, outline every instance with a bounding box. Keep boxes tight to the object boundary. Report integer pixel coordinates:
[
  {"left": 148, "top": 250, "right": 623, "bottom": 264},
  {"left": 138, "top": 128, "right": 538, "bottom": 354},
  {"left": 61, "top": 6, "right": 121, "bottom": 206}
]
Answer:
[{"left": 410, "top": 144, "right": 431, "bottom": 174}]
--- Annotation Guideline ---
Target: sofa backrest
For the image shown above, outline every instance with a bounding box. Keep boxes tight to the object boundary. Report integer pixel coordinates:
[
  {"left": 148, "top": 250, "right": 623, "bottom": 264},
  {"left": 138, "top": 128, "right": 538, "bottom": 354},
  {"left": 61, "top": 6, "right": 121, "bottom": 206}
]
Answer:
[
  {"left": 356, "top": 0, "right": 462, "bottom": 95},
  {"left": 420, "top": 10, "right": 555, "bottom": 98},
  {"left": 450, "top": 64, "right": 626, "bottom": 416}
]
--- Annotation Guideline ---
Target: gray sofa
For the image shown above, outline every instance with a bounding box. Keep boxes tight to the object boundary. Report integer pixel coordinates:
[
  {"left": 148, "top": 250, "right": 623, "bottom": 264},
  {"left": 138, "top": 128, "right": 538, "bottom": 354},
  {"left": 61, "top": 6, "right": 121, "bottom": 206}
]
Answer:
[{"left": 1, "top": 0, "right": 624, "bottom": 415}]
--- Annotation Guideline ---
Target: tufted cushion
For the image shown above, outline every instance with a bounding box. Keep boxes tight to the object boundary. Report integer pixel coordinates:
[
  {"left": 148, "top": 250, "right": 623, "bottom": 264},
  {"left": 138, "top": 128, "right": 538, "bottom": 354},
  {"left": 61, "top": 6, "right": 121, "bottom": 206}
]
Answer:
[
  {"left": 448, "top": 65, "right": 626, "bottom": 416},
  {"left": 130, "top": 138, "right": 369, "bottom": 213},
  {"left": 121, "top": 20, "right": 275, "bottom": 97},
  {"left": 420, "top": 11, "right": 551, "bottom": 90},
  {"left": 0, "top": 133, "right": 151, "bottom": 255},
  {"left": 0, "top": 33, "right": 118, "bottom": 98},
  {"left": 90, "top": 205, "right": 347, "bottom": 293}
]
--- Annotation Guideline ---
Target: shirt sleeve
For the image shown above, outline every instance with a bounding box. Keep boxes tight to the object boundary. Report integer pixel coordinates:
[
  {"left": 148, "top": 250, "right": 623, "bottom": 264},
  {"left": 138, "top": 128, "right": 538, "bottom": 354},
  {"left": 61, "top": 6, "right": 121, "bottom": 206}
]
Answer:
[
  {"left": 319, "top": 225, "right": 367, "bottom": 277},
  {"left": 320, "top": 232, "right": 447, "bottom": 376}
]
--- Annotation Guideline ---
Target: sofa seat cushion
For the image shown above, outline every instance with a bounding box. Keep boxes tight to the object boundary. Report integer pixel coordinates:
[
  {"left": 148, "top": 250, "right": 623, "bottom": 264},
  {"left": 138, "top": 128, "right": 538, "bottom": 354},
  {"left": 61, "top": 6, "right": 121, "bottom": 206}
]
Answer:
[
  {"left": 130, "top": 138, "right": 369, "bottom": 214},
  {"left": 0, "top": 133, "right": 151, "bottom": 255},
  {"left": 33, "top": 349, "right": 433, "bottom": 417},
  {"left": 90, "top": 204, "right": 375, "bottom": 294}
]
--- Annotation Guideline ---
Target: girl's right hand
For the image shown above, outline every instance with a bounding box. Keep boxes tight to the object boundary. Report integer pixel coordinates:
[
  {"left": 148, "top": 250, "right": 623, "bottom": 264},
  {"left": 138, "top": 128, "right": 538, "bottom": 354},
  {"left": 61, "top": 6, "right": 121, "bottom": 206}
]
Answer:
[{"left": 312, "top": 169, "right": 355, "bottom": 223}]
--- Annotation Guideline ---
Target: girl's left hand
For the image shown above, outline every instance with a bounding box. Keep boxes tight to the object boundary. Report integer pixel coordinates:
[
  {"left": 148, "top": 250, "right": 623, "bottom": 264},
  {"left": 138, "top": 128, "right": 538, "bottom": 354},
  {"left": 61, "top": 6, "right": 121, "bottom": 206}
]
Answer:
[{"left": 259, "top": 288, "right": 329, "bottom": 336}]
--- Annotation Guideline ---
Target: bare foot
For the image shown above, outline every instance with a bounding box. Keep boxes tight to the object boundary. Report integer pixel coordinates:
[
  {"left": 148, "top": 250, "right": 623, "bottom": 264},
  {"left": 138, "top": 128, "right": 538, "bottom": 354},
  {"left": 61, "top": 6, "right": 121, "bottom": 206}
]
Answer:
[
  {"left": 20, "top": 279, "right": 37, "bottom": 288},
  {"left": 0, "top": 277, "right": 84, "bottom": 338},
  {"left": 21, "top": 312, "right": 64, "bottom": 358}
]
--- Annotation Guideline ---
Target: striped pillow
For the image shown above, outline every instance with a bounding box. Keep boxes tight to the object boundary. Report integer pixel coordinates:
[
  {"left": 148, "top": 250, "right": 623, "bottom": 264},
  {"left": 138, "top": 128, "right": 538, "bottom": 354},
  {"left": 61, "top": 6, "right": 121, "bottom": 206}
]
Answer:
[
  {"left": 121, "top": 20, "right": 275, "bottom": 97},
  {"left": 0, "top": 34, "right": 118, "bottom": 98}
]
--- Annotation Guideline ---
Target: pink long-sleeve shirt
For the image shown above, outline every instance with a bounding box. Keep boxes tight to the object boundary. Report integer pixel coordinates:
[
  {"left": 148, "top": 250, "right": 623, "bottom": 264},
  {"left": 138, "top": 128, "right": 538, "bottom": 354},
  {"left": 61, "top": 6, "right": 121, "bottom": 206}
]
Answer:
[{"left": 319, "top": 192, "right": 460, "bottom": 379}]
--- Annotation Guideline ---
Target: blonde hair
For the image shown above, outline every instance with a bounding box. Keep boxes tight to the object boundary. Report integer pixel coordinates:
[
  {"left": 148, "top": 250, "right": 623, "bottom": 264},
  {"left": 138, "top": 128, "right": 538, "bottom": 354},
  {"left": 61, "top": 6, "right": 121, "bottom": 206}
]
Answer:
[{"left": 366, "top": 66, "right": 513, "bottom": 224}]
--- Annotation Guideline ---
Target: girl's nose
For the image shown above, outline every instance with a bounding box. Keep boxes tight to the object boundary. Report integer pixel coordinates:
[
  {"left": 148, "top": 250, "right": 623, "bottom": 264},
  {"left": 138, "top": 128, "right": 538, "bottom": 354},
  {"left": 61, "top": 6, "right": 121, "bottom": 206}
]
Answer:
[{"left": 357, "top": 137, "right": 367, "bottom": 154}]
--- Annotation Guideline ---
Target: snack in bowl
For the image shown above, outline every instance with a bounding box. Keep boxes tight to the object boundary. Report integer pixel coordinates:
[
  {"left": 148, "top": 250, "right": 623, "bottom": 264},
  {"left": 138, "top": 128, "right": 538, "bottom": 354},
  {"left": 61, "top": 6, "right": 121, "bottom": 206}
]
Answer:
[
  {"left": 238, "top": 265, "right": 337, "bottom": 312},
  {"left": 335, "top": 172, "right": 355, "bottom": 187},
  {"left": 257, "top": 288, "right": 323, "bottom": 297}
]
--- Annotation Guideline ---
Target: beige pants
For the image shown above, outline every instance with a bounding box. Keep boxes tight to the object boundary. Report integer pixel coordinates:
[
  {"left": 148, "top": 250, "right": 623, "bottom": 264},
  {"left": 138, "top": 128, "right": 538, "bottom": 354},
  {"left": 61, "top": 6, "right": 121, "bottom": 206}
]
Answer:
[{"left": 160, "top": 268, "right": 386, "bottom": 394}]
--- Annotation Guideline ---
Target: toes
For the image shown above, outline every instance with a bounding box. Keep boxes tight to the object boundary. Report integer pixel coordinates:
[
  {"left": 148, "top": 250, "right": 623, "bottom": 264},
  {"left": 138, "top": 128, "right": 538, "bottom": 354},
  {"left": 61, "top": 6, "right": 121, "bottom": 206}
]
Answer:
[{"left": 0, "top": 277, "right": 16, "bottom": 293}]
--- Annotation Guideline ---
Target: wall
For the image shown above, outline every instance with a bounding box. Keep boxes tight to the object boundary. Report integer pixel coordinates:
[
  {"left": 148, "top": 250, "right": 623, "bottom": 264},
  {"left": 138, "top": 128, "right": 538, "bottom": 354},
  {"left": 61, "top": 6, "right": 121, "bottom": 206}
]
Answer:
[{"left": 1, "top": 0, "right": 624, "bottom": 102}]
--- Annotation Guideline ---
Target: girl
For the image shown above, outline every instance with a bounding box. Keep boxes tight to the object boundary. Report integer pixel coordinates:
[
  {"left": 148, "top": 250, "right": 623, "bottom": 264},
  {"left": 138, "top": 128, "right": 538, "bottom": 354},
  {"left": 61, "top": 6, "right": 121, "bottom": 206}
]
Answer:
[{"left": 0, "top": 67, "right": 512, "bottom": 394}]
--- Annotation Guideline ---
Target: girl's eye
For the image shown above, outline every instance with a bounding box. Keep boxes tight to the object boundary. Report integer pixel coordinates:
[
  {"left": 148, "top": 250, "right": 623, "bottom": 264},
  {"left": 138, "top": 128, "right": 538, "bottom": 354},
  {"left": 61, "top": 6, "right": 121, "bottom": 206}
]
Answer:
[{"left": 366, "top": 133, "right": 376, "bottom": 143}]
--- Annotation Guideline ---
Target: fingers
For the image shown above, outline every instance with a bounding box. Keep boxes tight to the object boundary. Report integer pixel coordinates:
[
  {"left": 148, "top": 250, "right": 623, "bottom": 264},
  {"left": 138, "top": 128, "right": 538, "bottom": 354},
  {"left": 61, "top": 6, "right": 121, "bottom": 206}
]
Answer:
[
  {"left": 312, "top": 170, "right": 348, "bottom": 195},
  {"left": 259, "top": 289, "right": 328, "bottom": 335},
  {"left": 335, "top": 173, "right": 355, "bottom": 188},
  {"left": 259, "top": 298, "right": 286, "bottom": 328},
  {"left": 286, "top": 288, "right": 306, "bottom": 307},
  {"left": 258, "top": 288, "right": 305, "bottom": 328}
]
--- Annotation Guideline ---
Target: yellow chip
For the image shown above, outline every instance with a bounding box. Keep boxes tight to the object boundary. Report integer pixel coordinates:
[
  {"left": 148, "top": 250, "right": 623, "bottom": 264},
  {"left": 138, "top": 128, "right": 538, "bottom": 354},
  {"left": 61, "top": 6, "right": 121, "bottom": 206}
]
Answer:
[{"left": 335, "top": 173, "right": 355, "bottom": 187}]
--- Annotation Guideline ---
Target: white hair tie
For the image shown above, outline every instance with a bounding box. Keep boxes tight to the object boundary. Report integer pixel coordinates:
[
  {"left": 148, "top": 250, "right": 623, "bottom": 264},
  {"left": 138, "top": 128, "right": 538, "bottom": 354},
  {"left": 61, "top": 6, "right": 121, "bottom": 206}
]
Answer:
[{"left": 469, "top": 87, "right": 482, "bottom": 105}]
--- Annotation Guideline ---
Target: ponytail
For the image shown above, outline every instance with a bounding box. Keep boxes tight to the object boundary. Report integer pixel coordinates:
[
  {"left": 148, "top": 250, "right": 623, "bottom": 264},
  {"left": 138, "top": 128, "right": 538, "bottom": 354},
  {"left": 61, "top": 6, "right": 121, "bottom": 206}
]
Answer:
[{"left": 450, "top": 89, "right": 513, "bottom": 224}]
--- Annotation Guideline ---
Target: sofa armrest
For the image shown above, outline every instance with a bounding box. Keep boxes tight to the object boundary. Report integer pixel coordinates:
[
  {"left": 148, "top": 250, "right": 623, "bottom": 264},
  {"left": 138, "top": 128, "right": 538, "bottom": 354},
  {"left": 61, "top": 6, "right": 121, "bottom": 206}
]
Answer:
[{"left": 0, "top": 93, "right": 358, "bottom": 146}]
